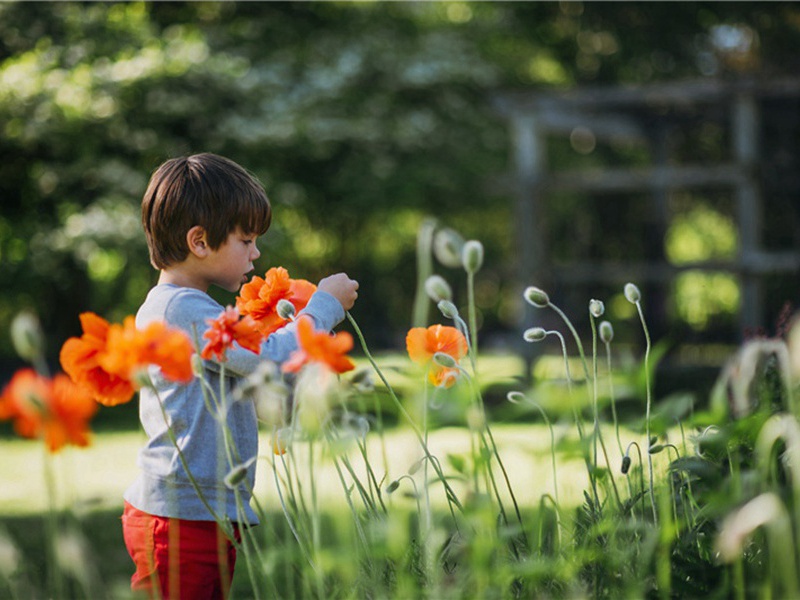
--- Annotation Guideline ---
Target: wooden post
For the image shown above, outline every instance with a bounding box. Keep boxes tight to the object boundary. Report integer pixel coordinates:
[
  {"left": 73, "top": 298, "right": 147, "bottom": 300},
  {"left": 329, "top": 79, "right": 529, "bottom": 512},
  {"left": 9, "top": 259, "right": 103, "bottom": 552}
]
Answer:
[
  {"left": 732, "top": 93, "right": 762, "bottom": 336},
  {"left": 511, "top": 113, "right": 546, "bottom": 380}
]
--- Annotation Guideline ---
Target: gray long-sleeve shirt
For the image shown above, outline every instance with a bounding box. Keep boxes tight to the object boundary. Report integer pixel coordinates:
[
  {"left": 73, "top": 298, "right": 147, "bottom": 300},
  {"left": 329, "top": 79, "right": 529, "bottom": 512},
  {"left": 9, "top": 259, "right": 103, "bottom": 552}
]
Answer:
[{"left": 123, "top": 283, "right": 344, "bottom": 524}]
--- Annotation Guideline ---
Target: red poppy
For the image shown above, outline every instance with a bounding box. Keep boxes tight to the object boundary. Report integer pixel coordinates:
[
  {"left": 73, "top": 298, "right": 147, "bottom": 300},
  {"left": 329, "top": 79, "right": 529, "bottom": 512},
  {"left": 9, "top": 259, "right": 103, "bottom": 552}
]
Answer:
[
  {"left": 0, "top": 369, "right": 97, "bottom": 452},
  {"left": 406, "top": 324, "right": 468, "bottom": 388},
  {"left": 282, "top": 317, "right": 355, "bottom": 374},
  {"left": 236, "top": 267, "right": 316, "bottom": 336},
  {"left": 201, "top": 306, "right": 264, "bottom": 361}
]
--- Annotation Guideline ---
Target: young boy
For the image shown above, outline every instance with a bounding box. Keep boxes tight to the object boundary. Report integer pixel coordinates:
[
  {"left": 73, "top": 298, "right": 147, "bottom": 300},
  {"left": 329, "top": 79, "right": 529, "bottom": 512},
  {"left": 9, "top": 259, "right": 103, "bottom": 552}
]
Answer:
[{"left": 122, "top": 153, "right": 358, "bottom": 599}]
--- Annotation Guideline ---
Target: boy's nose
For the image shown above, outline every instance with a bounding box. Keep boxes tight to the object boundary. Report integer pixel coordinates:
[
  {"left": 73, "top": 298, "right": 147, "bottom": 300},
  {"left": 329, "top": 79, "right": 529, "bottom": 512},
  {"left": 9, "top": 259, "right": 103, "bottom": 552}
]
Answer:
[{"left": 252, "top": 245, "right": 261, "bottom": 260}]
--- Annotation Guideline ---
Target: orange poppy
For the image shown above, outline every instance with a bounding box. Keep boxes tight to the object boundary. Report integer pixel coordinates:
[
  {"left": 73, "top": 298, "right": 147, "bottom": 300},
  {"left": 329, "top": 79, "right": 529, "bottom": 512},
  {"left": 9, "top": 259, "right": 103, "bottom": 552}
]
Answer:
[
  {"left": 101, "top": 317, "right": 195, "bottom": 384},
  {"left": 0, "top": 368, "right": 97, "bottom": 452},
  {"left": 60, "top": 312, "right": 136, "bottom": 406},
  {"left": 236, "top": 267, "right": 316, "bottom": 336},
  {"left": 60, "top": 312, "right": 194, "bottom": 407},
  {"left": 282, "top": 316, "right": 356, "bottom": 374},
  {"left": 406, "top": 324, "right": 468, "bottom": 387},
  {"left": 201, "top": 306, "right": 264, "bottom": 361}
]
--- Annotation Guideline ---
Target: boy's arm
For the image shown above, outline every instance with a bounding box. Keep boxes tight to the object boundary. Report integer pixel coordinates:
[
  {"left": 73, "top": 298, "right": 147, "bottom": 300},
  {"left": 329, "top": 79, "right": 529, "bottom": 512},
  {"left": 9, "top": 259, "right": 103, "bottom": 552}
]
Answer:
[{"left": 184, "top": 290, "right": 345, "bottom": 378}]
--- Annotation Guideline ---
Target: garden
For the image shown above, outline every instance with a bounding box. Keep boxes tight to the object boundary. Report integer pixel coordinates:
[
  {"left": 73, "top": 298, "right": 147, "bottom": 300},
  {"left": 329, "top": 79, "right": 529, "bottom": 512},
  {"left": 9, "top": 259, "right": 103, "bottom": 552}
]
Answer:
[
  {"left": 2, "top": 3, "right": 800, "bottom": 599},
  {"left": 2, "top": 226, "right": 800, "bottom": 598}
]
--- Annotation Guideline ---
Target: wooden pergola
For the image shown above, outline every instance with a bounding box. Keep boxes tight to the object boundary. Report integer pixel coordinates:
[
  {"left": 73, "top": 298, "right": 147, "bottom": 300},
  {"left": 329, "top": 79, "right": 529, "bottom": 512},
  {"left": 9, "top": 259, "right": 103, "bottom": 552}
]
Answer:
[{"left": 494, "top": 77, "right": 800, "bottom": 348}]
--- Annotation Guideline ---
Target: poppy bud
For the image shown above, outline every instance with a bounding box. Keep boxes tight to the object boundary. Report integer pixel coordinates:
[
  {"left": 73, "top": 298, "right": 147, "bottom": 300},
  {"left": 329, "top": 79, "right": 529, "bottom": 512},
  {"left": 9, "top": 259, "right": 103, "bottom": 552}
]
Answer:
[
  {"left": 224, "top": 464, "right": 249, "bottom": 488},
  {"left": 132, "top": 367, "right": 154, "bottom": 390},
  {"left": 523, "top": 327, "right": 547, "bottom": 342},
  {"left": 599, "top": 321, "right": 614, "bottom": 344},
  {"left": 433, "top": 227, "right": 465, "bottom": 268},
  {"left": 462, "top": 240, "right": 484, "bottom": 274},
  {"left": 437, "top": 300, "right": 459, "bottom": 319},
  {"left": 624, "top": 283, "right": 641, "bottom": 304},
  {"left": 523, "top": 286, "right": 549, "bottom": 308},
  {"left": 277, "top": 299, "right": 296, "bottom": 321},
  {"left": 621, "top": 455, "right": 632, "bottom": 474},
  {"left": 386, "top": 480, "right": 401, "bottom": 494},
  {"left": 11, "top": 311, "right": 44, "bottom": 362},
  {"left": 191, "top": 354, "right": 205, "bottom": 377},
  {"left": 507, "top": 391, "right": 527, "bottom": 404},
  {"left": 589, "top": 299, "right": 605, "bottom": 318},
  {"left": 433, "top": 352, "right": 458, "bottom": 369},
  {"left": 425, "top": 275, "right": 452, "bottom": 303}
]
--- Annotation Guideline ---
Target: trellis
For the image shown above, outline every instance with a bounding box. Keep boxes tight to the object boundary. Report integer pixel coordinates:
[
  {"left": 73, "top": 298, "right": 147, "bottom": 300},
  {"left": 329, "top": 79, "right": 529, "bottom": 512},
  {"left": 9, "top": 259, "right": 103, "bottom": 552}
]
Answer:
[{"left": 494, "top": 77, "right": 800, "bottom": 347}]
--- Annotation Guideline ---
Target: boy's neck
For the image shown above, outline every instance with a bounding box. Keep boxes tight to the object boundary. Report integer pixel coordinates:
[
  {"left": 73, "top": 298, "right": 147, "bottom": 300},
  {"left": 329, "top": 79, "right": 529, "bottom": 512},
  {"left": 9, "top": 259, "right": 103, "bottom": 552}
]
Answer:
[{"left": 158, "top": 267, "right": 209, "bottom": 292}]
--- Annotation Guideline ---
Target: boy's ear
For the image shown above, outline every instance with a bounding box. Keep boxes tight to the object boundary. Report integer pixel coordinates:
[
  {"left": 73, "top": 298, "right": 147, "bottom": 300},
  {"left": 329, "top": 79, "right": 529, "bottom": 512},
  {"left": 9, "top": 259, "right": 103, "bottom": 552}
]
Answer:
[{"left": 186, "top": 226, "right": 209, "bottom": 258}]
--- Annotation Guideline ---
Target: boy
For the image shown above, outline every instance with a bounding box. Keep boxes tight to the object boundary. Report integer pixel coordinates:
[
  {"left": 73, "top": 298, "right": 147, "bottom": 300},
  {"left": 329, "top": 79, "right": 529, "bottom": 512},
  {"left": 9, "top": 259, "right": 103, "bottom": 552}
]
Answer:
[{"left": 122, "top": 153, "right": 358, "bottom": 599}]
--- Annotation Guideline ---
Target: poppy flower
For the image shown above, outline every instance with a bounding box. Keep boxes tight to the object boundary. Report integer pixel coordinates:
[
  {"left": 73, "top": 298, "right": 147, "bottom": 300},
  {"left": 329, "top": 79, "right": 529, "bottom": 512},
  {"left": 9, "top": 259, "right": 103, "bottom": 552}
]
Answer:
[
  {"left": 282, "top": 317, "right": 355, "bottom": 374},
  {"left": 406, "top": 324, "right": 468, "bottom": 388},
  {"left": 101, "top": 317, "right": 195, "bottom": 384},
  {"left": 236, "top": 267, "right": 316, "bottom": 336},
  {"left": 60, "top": 313, "right": 136, "bottom": 406},
  {"left": 0, "top": 368, "right": 97, "bottom": 452},
  {"left": 60, "top": 312, "right": 194, "bottom": 407},
  {"left": 201, "top": 306, "right": 264, "bottom": 361}
]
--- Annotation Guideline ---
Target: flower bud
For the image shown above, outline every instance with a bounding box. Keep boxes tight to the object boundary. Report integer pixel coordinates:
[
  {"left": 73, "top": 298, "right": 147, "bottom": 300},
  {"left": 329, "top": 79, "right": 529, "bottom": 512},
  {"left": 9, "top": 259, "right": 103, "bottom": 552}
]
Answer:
[
  {"left": 433, "top": 228, "right": 465, "bottom": 268},
  {"left": 462, "top": 240, "right": 484, "bottom": 274},
  {"left": 132, "top": 367, "right": 154, "bottom": 390},
  {"left": 386, "top": 480, "right": 400, "bottom": 494},
  {"left": 425, "top": 275, "right": 452, "bottom": 303},
  {"left": 506, "top": 391, "right": 527, "bottom": 404},
  {"left": 349, "top": 369, "right": 374, "bottom": 393},
  {"left": 648, "top": 444, "right": 664, "bottom": 455},
  {"left": 523, "top": 327, "right": 547, "bottom": 342},
  {"left": 224, "top": 466, "right": 247, "bottom": 489},
  {"left": 191, "top": 354, "right": 205, "bottom": 377},
  {"left": 277, "top": 299, "right": 296, "bottom": 321},
  {"left": 11, "top": 311, "right": 44, "bottom": 362},
  {"left": 272, "top": 428, "right": 291, "bottom": 455},
  {"left": 523, "top": 286, "right": 549, "bottom": 308},
  {"left": 589, "top": 299, "right": 605, "bottom": 318},
  {"left": 621, "top": 455, "right": 632, "bottom": 475},
  {"left": 599, "top": 321, "right": 614, "bottom": 344},
  {"left": 624, "top": 283, "right": 641, "bottom": 304},
  {"left": 437, "top": 300, "right": 459, "bottom": 319},
  {"left": 433, "top": 352, "right": 458, "bottom": 369}
]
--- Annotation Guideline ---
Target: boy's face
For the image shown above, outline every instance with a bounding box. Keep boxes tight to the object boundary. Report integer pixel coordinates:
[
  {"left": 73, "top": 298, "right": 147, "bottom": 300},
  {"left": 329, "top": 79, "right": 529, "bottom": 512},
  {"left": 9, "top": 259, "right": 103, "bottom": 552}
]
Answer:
[{"left": 204, "top": 227, "right": 261, "bottom": 293}]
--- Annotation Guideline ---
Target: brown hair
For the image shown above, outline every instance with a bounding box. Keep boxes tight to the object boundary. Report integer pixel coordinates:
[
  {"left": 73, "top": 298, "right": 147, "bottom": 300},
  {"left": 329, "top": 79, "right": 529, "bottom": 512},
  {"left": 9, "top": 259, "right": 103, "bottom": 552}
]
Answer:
[{"left": 141, "top": 153, "right": 272, "bottom": 269}]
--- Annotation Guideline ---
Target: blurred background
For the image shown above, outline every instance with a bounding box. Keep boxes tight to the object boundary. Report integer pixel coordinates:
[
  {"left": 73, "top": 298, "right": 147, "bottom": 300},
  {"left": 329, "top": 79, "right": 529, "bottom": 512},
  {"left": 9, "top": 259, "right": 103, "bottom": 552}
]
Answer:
[{"left": 2, "top": 2, "right": 799, "bottom": 395}]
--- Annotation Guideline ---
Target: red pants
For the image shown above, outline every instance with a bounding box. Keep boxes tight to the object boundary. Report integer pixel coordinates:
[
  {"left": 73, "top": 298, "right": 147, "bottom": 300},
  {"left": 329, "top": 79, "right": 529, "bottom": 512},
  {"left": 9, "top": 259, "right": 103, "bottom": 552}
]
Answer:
[{"left": 122, "top": 502, "right": 241, "bottom": 600}]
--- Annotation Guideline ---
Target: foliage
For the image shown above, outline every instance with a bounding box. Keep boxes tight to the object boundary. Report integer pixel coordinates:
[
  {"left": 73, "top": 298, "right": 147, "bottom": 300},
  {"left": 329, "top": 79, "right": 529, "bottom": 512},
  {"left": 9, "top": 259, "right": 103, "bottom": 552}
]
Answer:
[{"left": 2, "top": 2, "right": 800, "bottom": 363}]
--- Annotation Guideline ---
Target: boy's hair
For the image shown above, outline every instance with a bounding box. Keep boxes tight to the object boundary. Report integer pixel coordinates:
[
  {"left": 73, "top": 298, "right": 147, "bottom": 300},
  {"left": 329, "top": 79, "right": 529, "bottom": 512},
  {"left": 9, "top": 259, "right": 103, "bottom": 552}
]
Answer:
[{"left": 142, "top": 153, "right": 272, "bottom": 269}]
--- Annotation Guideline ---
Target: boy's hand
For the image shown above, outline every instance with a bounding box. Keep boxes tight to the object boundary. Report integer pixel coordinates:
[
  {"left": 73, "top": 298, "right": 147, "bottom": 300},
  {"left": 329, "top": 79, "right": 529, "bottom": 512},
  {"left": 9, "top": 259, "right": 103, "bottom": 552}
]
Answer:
[{"left": 318, "top": 273, "right": 359, "bottom": 311}]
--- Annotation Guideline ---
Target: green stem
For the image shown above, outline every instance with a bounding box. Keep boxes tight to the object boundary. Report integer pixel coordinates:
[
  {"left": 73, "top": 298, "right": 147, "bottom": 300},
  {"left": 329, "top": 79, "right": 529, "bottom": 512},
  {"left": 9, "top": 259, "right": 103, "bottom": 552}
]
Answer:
[
  {"left": 346, "top": 312, "right": 464, "bottom": 513},
  {"left": 636, "top": 300, "right": 658, "bottom": 524}
]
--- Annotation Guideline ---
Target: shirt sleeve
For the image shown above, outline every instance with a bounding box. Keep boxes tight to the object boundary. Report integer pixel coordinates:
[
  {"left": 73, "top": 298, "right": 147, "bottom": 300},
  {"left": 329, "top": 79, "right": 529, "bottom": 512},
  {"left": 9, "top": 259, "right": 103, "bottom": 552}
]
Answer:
[{"left": 165, "top": 288, "right": 345, "bottom": 378}]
